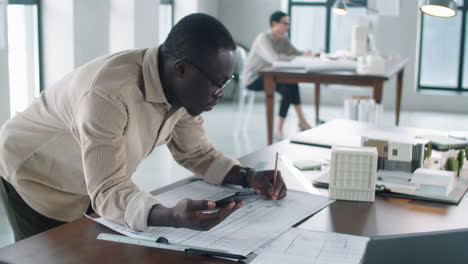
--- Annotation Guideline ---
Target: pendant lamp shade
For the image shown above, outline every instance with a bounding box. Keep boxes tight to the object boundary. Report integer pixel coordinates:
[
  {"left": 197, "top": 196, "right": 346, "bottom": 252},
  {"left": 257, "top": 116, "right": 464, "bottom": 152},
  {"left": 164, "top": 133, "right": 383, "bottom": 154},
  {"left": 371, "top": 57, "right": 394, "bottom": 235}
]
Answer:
[
  {"left": 420, "top": 0, "right": 457, "bottom": 18},
  {"left": 333, "top": 0, "right": 348, "bottom": 16}
]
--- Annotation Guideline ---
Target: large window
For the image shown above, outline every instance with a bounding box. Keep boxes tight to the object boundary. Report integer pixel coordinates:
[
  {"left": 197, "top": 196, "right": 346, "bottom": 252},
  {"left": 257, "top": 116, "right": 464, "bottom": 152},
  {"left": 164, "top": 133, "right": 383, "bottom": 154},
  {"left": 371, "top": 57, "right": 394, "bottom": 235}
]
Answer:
[
  {"left": 419, "top": 0, "right": 468, "bottom": 92},
  {"left": 289, "top": 0, "right": 368, "bottom": 53},
  {"left": 7, "top": 0, "right": 42, "bottom": 116},
  {"left": 159, "top": 0, "right": 173, "bottom": 44}
]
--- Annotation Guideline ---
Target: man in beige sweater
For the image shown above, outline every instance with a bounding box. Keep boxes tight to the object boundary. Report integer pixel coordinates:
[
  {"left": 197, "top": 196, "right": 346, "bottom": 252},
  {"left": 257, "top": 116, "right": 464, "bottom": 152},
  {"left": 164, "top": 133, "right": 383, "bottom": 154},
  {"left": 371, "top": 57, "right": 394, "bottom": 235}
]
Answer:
[
  {"left": 243, "top": 11, "right": 313, "bottom": 139},
  {"left": 0, "top": 13, "right": 286, "bottom": 241}
]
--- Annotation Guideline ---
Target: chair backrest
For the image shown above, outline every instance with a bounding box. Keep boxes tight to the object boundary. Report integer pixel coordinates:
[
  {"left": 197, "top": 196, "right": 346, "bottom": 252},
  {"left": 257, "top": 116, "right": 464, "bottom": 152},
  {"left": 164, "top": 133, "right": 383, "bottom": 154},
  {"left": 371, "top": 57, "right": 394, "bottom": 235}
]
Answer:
[{"left": 234, "top": 45, "right": 247, "bottom": 91}]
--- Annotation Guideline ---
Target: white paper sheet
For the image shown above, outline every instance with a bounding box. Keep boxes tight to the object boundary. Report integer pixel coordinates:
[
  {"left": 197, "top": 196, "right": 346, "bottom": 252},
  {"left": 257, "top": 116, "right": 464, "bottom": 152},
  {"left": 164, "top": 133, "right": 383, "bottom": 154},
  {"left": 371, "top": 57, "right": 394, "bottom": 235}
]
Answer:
[
  {"left": 91, "top": 180, "right": 334, "bottom": 256},
  {"left": 251, "top": 228, "right": 370, "bottom": 264},
  {"left": 279, "top": 155, "right": 321, "bottom": 195},
  {"left": 272, "top": 58, "right": 356, "bottom": 72}
]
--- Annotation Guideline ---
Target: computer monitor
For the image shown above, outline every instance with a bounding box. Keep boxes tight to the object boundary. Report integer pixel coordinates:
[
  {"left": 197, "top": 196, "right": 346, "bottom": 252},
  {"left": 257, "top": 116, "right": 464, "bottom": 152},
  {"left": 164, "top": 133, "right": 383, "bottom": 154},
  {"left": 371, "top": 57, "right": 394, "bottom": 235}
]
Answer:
[{"left": 361, "top": 228, "right": 468, "bottom": 264}]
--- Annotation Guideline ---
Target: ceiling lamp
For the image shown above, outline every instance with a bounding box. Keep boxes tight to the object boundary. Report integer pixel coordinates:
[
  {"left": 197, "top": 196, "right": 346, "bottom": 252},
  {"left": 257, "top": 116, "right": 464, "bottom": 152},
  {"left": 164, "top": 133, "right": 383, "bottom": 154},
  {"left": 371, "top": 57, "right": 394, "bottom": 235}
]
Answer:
[
  {"left": 420, "top": 0, "right": 457, "bottom": 18},
  {"left": 333, "top": 0, "right": 348, "bottom": 16}
]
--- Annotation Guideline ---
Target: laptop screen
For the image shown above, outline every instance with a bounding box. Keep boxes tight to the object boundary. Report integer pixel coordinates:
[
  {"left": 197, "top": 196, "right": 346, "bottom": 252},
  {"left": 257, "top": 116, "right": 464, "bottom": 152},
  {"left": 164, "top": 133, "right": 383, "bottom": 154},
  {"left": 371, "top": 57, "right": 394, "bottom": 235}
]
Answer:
[{"left": 361, "top": 228, "right": 468, "bottom": 264}]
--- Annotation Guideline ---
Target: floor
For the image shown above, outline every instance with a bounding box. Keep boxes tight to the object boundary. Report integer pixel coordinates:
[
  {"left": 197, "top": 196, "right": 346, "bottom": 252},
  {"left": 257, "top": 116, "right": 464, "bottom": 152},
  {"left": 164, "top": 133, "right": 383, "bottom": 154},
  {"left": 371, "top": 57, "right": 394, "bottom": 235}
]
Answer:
[{"left": 1, "top": 101, "right": 467, "bottom": 248}]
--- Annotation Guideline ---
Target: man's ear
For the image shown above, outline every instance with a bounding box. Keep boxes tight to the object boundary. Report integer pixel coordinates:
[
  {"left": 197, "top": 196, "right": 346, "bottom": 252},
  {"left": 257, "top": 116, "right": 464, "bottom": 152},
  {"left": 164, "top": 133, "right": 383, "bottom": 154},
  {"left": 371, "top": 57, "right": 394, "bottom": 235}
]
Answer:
[{"left": 174, "top": 59, "right": 186, "bottom": 79}]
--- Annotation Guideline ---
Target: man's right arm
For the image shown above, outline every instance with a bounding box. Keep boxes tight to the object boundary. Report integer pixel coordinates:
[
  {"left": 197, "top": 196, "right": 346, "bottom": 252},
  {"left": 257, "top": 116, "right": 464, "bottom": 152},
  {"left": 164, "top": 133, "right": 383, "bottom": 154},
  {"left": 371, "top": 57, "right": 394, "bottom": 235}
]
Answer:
[
  {"left": 284, "top": 36, "right": 303, "bottom": 56},
  {"left": 73, "top": 92, "right": 160, "bottom": 231}
]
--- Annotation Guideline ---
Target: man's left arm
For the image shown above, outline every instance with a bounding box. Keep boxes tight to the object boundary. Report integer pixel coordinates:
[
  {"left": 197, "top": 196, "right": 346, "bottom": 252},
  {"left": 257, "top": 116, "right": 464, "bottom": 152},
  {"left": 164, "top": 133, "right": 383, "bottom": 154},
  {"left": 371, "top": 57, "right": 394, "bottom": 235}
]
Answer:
[
  {"left": 223, "top": 166, "right": 287, "bottom": 200},
  {"left": 167, "top": 114, "right": 287, "bottom": 200}
]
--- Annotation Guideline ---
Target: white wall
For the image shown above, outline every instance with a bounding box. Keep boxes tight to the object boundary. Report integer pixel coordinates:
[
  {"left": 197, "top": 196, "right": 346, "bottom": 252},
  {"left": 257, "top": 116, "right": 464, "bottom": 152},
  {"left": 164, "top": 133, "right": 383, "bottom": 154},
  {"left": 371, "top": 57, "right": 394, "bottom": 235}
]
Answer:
[
  {"left": 42, "top": 0, "right": 159, "bottom": 88},
  {"left": 198, "top": 0, "right": 219, "bottom": 17},
  {"left": 134, "top": 0, "right": 159, "bottom": 49},
  {"left": 218, "top": 0, "right": 281, "bottom": 48},
  {"left": 108, "top": 0, "right": 134, "bottom": 53},
  {"left": 41, "top": 0, "right": 75, "bottom": 89},
  {"left": 109, "top": 0, "right": 159, "bottom": 52},
  {"left": 0, "top": 0, "right": 10, "bottom": 125},
  {"left": 174, "top": 0, "right": 198, "bottom": 24},
  {"left": 108, "top": 0, "right": 159, "bottom": 52},
  {"left": 74, "top": 0, "right": 110, "bottom": 67}
]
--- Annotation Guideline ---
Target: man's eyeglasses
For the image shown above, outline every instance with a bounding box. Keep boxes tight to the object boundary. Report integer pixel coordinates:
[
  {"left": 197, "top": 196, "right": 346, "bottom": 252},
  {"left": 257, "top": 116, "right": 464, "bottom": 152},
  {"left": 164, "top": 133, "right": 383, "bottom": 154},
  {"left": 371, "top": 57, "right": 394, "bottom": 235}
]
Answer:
[
  {"left": 183, "top": 59, "right": 235, "bottom": 97},
  {"left": 279, "top": 21, "right": 290, "bottom": 26}
]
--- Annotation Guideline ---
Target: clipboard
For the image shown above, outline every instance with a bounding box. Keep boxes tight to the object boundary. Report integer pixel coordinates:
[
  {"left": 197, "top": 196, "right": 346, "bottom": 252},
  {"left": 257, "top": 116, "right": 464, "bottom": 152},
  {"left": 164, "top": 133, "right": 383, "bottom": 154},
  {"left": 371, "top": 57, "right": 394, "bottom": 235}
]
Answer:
[
  {"left": 313, "top": 170, "right": 468, "bottom": 205},
  {"left": 97, "top": 233, "right": 247, "bottom": 260}
]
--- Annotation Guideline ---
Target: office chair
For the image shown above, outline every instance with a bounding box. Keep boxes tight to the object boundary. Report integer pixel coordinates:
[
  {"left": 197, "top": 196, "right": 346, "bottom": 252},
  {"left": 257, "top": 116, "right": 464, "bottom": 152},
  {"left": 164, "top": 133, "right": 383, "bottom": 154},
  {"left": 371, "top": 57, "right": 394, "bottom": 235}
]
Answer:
[
  {"left": 232, "top": 45, "right": 257, "bottom": 155},
  {"left": 235, "top": 45, "right": 260, "bottom": 132}
]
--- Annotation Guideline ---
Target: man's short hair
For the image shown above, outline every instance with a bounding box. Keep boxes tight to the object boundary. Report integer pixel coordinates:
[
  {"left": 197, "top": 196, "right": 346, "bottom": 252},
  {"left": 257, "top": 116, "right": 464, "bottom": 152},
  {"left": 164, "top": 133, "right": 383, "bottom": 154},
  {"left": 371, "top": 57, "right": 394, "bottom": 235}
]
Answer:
[
  {"left": 161, "top": 13, "right": 236, "bottom": 62},
  {"left": 270, "top": 11, "right": 287, "bottom": 27}
]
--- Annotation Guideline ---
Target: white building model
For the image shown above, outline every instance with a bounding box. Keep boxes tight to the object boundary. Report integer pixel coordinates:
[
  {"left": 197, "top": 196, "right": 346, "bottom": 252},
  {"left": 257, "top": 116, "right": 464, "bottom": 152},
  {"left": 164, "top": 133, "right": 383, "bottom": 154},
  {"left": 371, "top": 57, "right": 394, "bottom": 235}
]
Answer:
[{"left": 329, "top": 146, "right": 378, "bottom": 202}]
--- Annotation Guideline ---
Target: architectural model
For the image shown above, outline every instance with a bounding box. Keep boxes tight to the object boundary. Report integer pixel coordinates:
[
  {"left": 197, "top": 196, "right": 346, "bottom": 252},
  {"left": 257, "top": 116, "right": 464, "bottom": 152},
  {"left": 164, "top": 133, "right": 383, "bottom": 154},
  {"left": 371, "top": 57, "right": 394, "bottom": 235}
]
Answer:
[
  {"left": 362, "top": 137, "right": 429, "bottom": 173},
  {"left": 329, "top": 146, "right": 378, "bottom": 202}
]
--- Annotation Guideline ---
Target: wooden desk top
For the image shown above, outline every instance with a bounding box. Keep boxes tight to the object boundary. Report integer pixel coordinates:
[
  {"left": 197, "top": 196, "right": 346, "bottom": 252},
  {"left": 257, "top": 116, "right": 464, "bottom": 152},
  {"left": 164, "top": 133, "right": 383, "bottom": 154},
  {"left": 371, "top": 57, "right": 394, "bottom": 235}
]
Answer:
[
  {"left": 0, "top": 216, "right": 234, "bottom": 264},
  {"left": 259, "top": 57, "right": 408, "bottom": 80},
  {"left": 1, "top": 119, "right": 465, "bottom": 263},
  {"left": 239, "top": 120, "right": 468, "bottom": 236}
]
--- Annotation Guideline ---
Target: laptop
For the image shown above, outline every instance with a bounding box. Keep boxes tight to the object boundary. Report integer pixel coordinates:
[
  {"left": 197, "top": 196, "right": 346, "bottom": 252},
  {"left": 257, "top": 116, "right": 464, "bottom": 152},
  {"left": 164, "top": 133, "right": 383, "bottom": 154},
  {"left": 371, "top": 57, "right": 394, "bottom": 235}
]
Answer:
[{"left": 361, "top": 228, "right": 468, "bottom": 264}]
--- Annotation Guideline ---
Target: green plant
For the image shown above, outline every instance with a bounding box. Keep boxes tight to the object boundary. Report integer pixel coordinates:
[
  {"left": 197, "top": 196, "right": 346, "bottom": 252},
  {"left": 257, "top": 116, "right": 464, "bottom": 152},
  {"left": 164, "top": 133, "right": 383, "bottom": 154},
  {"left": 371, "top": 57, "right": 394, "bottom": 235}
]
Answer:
[
  {"left": 465, "top": 146, "right": 468, "bottom": 161},
  {"left": 424, "top": 144, "right": 432, "bottom": 160},
  {"left": 444, "top": 157, "right": 460, "bottom": 177},
  {"left": 458, "top": 150, "right": 465, "bottom": 168},
  {"left": 444, "top": 158, "right": 451, "bottom": 170}
]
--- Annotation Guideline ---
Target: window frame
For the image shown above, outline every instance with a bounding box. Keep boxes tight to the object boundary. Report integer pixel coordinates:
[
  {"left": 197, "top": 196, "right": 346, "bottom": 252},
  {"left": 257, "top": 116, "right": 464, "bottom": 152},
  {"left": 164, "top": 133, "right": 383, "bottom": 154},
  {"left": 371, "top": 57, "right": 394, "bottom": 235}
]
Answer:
[
  {"left": 288, "top": 0, "right": 367, "bottom": 53},
  {"left": 160, "top": 0, "right": 174, "bottom": 27},
  {"left": 418, "top": 0, "right": 468, "bottom": 92},
  {"left": 8, "top": 0, "right": 43, "bottom": 92}
]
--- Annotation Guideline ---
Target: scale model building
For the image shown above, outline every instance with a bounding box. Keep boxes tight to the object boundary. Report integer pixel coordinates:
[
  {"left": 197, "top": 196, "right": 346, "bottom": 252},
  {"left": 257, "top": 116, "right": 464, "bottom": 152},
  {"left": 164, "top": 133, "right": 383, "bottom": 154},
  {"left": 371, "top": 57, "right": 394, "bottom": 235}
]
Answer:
[
  {"left": 362, "top": 137, "right": 429, "bottom": 173},
  {"left": 329, "top": 146, "right": 378, "bottom": 202}
]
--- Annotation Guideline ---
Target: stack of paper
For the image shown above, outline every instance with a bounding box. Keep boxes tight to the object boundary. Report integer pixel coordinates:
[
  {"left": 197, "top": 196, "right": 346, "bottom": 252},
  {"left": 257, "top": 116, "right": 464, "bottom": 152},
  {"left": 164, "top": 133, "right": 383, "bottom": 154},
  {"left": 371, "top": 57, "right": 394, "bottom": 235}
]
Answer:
[
  {"left": 272, "top": 58, "right": 356, "bottom": 72},
  {"left": 92, "top": 180, "right": 334, "bottom": 256},
  {"left": 344, "top": 97, "right": 383, "bottom": 124}
]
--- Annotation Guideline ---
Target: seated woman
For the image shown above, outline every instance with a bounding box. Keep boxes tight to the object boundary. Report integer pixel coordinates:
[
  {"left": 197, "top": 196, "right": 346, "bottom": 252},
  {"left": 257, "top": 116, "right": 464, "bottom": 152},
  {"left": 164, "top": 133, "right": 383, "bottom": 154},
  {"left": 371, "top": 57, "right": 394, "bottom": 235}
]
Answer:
[{"left": 243, "top": 10, "right": 313, "bottom": 139}]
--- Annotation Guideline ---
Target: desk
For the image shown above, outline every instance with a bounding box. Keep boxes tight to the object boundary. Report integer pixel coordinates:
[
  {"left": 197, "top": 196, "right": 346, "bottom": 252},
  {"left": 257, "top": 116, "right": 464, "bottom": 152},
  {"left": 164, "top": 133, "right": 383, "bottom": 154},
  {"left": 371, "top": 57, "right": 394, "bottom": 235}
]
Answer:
[
  {"left": 1, "top": 120, "right": 467, "bottom": 263},
  {"left": 259, "top": 58, "right": 408, "bottom": 145}
]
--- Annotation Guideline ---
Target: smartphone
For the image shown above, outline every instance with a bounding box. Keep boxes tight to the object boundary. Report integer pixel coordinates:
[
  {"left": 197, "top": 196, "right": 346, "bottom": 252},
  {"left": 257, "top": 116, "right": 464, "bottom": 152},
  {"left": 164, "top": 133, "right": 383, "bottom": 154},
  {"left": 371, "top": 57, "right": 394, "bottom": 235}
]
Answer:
[{"left": 214, "top": 190, "right": 260, "bottom": 208}]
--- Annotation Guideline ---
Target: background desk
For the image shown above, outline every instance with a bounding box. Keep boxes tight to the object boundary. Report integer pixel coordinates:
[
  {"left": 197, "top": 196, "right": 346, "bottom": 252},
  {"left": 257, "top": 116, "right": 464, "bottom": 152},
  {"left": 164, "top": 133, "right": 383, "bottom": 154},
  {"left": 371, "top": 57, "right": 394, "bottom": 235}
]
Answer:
[
  {"left": 1, "top": 120, "right": 466, "bottom": 263},
  {"left": 259, "top": 58, "right": 408, "bottom": 145}
]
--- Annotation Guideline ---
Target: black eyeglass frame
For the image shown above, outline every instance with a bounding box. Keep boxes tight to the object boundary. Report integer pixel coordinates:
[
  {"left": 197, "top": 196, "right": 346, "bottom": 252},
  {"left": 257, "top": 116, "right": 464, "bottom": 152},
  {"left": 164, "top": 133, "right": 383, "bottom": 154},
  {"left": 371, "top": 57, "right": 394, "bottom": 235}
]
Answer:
[{"left": 176, "top": 56, "right": 235, "bottom": 97}]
